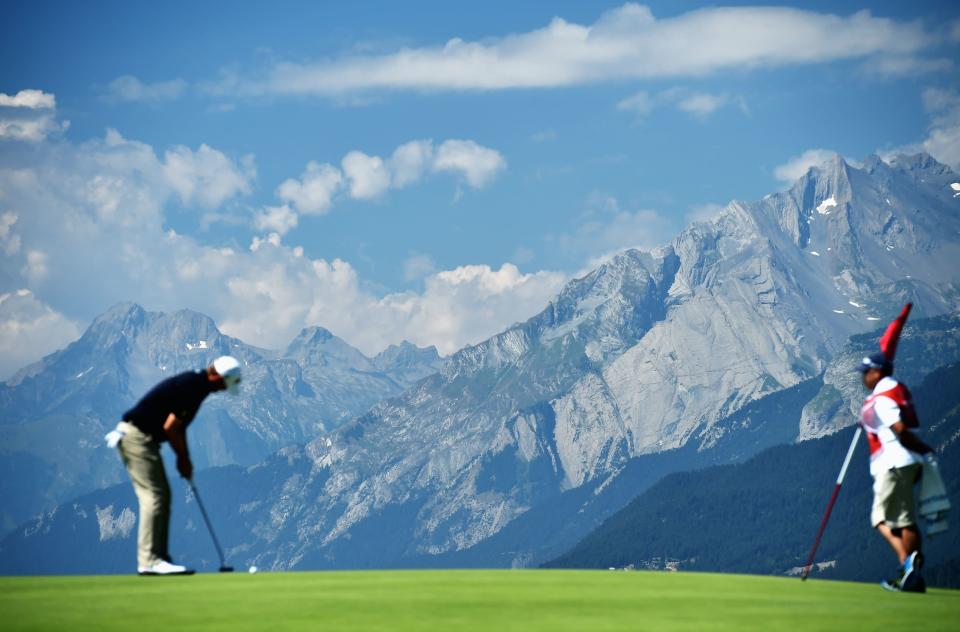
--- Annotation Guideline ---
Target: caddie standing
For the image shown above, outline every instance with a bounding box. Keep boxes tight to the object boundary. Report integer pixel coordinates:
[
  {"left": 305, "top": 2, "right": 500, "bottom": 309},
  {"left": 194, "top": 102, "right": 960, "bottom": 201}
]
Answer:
[
  {"left": 859, "top": 343, "right": 933, "bottom": 592},
  {"left": 105, "top": 356, "right": 242, "bottom": 575}
]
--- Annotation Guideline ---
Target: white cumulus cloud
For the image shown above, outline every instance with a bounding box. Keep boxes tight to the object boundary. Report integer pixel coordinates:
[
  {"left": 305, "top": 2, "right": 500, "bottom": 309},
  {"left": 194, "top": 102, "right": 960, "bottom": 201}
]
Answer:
[
  {"left": 389, "top": 140, "right": 434, "bottom": 187},
  {"left": 0, "top": 290, "right": 81, "bottom": 381},
  {"left": 254, "top": 204, "right": 298, "bottom": 235},
  {"left": 0, "top": 88, "right": 68, "bottom": 142},
  {"left": 341, "top": 151, "right": 392, "bottom": 199},
  {"left": 264, "top": 139, "right": 506, "bottom": 234},
  {"left": 162, "top": 143, "right": 256, "bottom": 208},
  {"left": 276, "top": 161, "right": 343, "bottom": 215},
  {"left": 0, "top": 112, "right": 562, "bottom": 371},
  {"left": 433, "top": 140, "right": 507, "bottom": 188},
  {"left": 0, "top": 89, "right": 56, "bottom": 109}
]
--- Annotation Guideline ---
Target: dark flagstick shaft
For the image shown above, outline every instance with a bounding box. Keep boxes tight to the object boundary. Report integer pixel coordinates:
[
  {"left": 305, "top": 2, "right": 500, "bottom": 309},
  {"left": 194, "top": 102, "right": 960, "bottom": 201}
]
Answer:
[
  {"left": 801, "top": 426, "right": 861, "bottom": 581},
  {"left": 188, "top": 479, "right": 227, "bottom": 568}
]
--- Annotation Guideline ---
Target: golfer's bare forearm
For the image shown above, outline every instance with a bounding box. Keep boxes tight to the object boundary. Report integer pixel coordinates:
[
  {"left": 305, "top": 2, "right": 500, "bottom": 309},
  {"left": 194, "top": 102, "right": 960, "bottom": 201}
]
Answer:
[
  {"left": 900, "top": 432, "right": 932, "bottom": 455},
  {"left": 891, "top": 421, "right": 932, "bottom": 455},
  {"left": 163, "top": 414, "right": 193, "bottom": 477}
]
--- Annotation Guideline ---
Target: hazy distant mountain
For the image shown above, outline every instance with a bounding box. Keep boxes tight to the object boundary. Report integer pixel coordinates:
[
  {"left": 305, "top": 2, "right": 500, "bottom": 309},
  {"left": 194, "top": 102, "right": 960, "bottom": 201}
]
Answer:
[
  {"left": 2, "top": 152, "right": 959, "bottom": 573},
  {"left": 373, "top": 342, "right": 443, "bottom": 390},
  {"left": 0, "top": 304, "right": 441, "bottom": 532}
]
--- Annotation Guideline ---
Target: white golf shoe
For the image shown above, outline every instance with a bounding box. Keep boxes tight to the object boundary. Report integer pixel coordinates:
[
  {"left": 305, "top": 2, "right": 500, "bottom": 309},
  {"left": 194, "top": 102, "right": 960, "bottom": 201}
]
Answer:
[{"left": 138, "top": 560, "right": 195, "bottom": 576}]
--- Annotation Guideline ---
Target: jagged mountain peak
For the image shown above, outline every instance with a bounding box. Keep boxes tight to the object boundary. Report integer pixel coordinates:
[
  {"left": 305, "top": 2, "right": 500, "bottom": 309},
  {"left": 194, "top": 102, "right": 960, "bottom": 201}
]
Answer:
[
  {"left": 884, "top": 151, "right": 952, "bottom": 175},
  {"left": 374, "top": 340, "right": 440, "bottom": 363},
  {"left": 284, "top": 325, "right": 374, "bottom": 372},
  {"left": 95, "top": 301, "right": 146, "bottom": 321},
  {"left": 372, "top": 341, "right": 443, "bottom": 389},
  {"left": 84, "top": 303, "right": 223, "bottom": 344},
  {"left": 84, "top": 302, "right": 147, "bottom": 338},
  {"left": 289, "top": 325, "right": 336, "bottom": 345}
]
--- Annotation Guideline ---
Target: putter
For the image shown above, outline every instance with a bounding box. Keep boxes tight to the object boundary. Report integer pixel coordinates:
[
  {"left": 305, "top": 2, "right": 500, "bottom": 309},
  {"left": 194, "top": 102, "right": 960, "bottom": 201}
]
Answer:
[{"left": 187, "top": 478, "right": 234, "bottom": 572}]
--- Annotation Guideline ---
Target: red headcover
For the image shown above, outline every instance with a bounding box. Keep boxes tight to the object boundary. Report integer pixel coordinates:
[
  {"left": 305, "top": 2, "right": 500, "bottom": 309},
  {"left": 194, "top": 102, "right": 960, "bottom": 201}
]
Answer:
[{"left": 879, "top": 303, "right": 912, "bottom": 361}]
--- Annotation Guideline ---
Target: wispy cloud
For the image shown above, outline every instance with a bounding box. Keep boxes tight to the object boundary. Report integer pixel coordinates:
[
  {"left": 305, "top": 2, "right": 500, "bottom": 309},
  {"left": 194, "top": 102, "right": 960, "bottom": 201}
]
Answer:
[
  {"left": 863, "top": 55, "right": 953, "bottom": 77},
  {"left": 530, "top": 129, "right": 557, "bottom": 143},
  {"left": 549, "top": 194, "right": 677, "bottom": 262},
  {"left": 676, "top": 92, "right": 748, "bottom": 119},
  {"left": 403, "top": 253, "right": 436, "bottom": 281},
  {"left": 884, "top": 87, "right": 960, "bottom": 172},
  {"left": 774, "top": 149, "right": 842, "bottom": 184},
  {"left": 616, "top": 91, "right": 657, "bottom": 117},
  {"left": 104, "top": 75, "right": 188, "bottom": 103},
  {"left": 618, "top": 87, "right": 748, "bottom": 120},
  {"left": 686, "top": 203, "right": 727, "bottom": 224},
  {"left": 920, "top": 88, "right": 960, "bottom": 172},
  {"left": 204, "top": 5, "right": 933, "bottom": 98}
]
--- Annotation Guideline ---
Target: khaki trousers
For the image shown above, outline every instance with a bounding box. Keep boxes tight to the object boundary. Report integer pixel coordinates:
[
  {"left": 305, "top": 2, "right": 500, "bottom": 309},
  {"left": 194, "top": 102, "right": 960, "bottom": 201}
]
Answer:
[{"left": 116, "top": 421, "right": 170, "bottom": 569}]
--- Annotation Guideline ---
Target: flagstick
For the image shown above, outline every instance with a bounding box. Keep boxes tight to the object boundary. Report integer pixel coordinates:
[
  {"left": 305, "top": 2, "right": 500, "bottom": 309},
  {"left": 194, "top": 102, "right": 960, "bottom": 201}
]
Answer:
[{"left": 801, "top": 426, "right": 862, "bottom": 581}]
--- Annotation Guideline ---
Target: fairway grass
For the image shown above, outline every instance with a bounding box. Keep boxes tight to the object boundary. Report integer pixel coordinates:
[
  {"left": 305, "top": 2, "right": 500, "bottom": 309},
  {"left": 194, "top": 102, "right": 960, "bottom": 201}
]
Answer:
[{"left": 1, "top": 569, "right": 957, "bottom": 631}]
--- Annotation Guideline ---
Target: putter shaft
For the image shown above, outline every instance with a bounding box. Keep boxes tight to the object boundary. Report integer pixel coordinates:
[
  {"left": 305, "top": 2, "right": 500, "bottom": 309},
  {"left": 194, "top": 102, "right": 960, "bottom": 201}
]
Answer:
[{"left": 188, "top": 479, "right": 229, "bottom": 570}]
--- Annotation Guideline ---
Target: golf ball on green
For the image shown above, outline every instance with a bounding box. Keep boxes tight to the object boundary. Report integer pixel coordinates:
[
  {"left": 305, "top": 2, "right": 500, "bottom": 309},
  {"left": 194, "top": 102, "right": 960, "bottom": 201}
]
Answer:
[{"left": 249, "top": 566, "right": 258, "bottom": 574}]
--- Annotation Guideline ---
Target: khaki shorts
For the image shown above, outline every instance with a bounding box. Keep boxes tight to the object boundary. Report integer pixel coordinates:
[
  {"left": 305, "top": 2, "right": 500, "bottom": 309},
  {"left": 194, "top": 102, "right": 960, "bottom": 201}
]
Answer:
[{"left": 871, "top": 462, "right": 922, "bottom": 529}]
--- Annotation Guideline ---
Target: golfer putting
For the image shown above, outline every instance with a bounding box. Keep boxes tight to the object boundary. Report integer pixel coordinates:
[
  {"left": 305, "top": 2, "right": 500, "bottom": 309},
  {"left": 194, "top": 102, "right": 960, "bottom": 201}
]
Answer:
[{"left": 105, "top": 356, "right": 242, "bottom": 575}]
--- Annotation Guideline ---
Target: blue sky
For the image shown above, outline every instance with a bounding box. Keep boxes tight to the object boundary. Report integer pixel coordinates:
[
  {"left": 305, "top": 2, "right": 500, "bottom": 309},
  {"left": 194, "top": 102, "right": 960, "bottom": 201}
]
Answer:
[{"left": 1, "top": 1, "right": 958, "bottom": 377}]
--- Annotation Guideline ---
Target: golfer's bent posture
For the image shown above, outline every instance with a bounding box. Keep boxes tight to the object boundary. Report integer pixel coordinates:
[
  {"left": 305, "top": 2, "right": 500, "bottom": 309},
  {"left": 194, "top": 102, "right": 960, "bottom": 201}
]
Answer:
[
  {"left": 108, "top": 356, "right": 242, "bottom": 575},
  {"left": 859, "top": 352, "right": 932, "bottom": 592}
]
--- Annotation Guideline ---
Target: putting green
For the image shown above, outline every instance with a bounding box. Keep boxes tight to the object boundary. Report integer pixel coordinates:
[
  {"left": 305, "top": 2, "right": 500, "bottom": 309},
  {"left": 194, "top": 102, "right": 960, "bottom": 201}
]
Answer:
[{"left": 1, "top": 570, "right": 956, "bottom": 631}]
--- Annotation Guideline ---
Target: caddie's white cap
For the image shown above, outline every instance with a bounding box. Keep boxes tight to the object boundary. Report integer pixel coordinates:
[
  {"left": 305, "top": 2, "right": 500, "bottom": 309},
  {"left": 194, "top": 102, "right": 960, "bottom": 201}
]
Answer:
[{"left": 212, "top": 355, "right": 242, "bottom": 395}]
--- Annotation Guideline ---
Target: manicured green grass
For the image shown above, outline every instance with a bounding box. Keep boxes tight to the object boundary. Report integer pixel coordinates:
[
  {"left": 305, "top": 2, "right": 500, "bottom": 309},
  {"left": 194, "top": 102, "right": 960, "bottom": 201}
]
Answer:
[{"left": 1, "top": 570, "right": 957, "bottom": 631}]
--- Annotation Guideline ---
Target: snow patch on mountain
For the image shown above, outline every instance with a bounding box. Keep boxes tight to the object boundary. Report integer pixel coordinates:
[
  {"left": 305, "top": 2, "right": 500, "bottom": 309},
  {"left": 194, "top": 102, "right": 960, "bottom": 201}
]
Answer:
[
  {"left": 96, "top": 505, "right": 135, "bottom": 541},
  {"left": 817, "top": 197, "right": 837, "bottom": 214}
]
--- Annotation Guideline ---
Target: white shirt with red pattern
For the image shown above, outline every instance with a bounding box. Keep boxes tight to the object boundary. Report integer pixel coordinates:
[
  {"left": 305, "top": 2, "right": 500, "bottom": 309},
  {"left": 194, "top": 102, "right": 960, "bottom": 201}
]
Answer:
[{"left": 860, "top": 376, "right": 921, "bottom": 478}]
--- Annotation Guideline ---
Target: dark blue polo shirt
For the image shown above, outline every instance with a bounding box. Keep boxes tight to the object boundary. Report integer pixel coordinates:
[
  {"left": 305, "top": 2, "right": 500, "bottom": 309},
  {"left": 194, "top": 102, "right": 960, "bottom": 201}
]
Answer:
[{"left": 123, "top": 371, "right": 214, "bottom": 442}]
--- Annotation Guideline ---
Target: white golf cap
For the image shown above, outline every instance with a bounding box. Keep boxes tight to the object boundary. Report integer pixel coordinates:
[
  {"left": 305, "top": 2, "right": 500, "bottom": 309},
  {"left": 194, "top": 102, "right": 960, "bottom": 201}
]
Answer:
[{"left": 212, "top": 355, "right": 242, "bottom": 394}]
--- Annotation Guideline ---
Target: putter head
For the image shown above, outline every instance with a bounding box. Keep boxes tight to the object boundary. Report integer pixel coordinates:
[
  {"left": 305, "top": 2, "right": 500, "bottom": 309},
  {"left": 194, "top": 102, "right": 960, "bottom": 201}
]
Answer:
[{"left": 219, "top": 566, "right": 234, "bottom": 572}]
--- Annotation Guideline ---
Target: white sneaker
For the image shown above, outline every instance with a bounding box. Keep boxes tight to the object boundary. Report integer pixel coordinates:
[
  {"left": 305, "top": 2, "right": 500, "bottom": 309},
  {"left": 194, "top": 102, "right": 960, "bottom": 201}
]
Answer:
[{"left": 138, "top": 560, "right": 195, "bottom": 576}]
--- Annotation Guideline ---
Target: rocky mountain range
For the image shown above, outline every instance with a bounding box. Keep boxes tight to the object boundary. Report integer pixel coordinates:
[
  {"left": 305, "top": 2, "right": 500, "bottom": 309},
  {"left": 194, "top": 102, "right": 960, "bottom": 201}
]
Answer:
[
  {"left": 0, "top": 305, "right": 441, "bottom": 532},
  {"left": 1, "top": 152, "right": 958, "bottom": 573}
]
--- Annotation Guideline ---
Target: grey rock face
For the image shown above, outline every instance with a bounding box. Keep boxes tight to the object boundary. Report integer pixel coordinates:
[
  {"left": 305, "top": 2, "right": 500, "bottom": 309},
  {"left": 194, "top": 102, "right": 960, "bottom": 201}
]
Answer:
[
  {"left": 296, "top": 153, "right": 960, "bottom": 563},
  {"left": 213, "top": 154, "right": 960, "bottom": 570}
]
